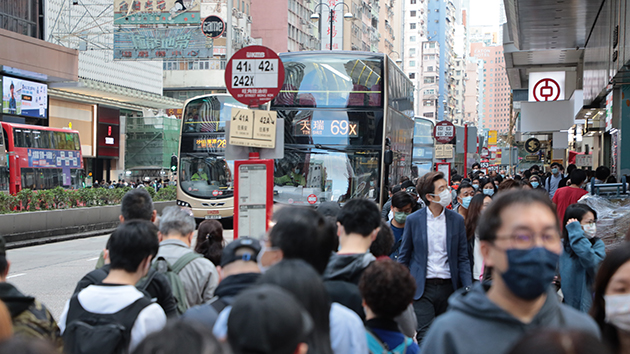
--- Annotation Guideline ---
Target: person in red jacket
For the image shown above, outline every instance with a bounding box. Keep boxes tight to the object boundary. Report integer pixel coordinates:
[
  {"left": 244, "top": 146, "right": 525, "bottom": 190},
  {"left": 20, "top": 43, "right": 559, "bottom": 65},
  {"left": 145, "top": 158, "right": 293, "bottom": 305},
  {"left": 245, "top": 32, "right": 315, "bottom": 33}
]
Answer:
[{"left": 552, "top": 169, "right": 588, "bottom": 225}]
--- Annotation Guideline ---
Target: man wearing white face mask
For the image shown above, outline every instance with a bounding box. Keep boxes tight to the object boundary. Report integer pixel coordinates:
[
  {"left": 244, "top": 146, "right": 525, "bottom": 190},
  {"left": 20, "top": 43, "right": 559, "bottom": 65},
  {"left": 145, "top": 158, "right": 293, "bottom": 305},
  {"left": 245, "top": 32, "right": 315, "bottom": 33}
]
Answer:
[{"left": 397, "top": 171, "right": 472, "bottom": 343}]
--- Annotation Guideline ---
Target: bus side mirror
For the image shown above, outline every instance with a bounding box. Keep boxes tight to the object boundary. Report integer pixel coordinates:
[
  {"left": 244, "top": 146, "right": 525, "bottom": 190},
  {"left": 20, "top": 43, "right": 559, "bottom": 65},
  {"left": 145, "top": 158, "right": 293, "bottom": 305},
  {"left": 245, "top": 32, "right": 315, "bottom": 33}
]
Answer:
[{"left": 384, "top": 150, "right": 393, "bottom": 165}]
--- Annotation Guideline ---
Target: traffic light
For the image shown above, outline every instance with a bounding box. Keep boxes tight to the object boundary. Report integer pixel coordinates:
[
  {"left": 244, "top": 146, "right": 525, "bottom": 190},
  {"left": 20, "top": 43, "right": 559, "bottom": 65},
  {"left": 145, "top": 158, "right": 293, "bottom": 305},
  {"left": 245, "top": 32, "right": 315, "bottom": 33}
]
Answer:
[{"left": 170, "top": 155, "right": 178, "bottom": 172}]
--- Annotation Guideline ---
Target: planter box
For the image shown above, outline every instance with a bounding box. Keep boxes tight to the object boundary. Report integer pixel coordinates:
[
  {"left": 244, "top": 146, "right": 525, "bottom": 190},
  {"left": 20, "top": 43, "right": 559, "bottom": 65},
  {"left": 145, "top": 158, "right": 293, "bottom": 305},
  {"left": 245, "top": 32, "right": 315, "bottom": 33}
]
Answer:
[{"left": 0, "top": 201, "right": 175, "bottom": 246}]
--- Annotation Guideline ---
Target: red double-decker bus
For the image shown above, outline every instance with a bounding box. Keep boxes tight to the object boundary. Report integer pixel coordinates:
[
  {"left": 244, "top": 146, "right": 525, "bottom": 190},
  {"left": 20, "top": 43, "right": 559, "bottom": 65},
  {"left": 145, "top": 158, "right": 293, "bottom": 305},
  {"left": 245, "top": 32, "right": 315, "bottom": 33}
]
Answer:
[{"left": 1, "top": 122, "right": 85, "bottom": 194}]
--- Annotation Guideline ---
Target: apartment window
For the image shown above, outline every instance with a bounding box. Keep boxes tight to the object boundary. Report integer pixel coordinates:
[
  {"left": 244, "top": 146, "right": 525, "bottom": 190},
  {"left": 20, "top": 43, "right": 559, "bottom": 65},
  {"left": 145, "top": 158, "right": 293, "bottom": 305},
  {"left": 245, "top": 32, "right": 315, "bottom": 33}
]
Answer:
[
  {"left": 429, "top": 42, "right": 436, "bottom": 48},
  {"left": 424, "top": 112, "right": 434, "bottom": 118},
  {"left": 409, "top": 48, "right": 416, "bottom": 57},
  {"left": 410, "top": 35, "right": 416, "bottom": 42},
  {"left": 410, "top": 23, "right": 416, "bottom": 29},
  {"left": 409, "top": 73, "right": 416, "bottom": 79},
  {"left": 424, "top": 76, "right": 435, "bottom": 84},
  {"left": 423, "top": 100, "right": 434, "bottom": 106},
  {"left": 426, "top": 66, "right": 433, "bottom": 71},
  {"left": 410, "top": 10, "right": 416, "bottom": 17},
  {"left": 424, "top": 89, "right": 435, "bottom": 95},
  {"left": 409, "top": 60, "right": 416, "bottom": 67},
  {"left": 411, "top": 0, "right": 416, "bottom": 3}
]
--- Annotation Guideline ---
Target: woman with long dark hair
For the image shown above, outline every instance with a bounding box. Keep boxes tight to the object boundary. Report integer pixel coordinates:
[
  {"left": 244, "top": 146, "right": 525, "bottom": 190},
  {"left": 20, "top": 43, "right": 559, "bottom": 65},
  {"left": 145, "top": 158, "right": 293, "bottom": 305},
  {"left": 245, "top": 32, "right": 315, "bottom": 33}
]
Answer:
[
  {"left": 559, "top": 203, "right": 605, "bottom": 312},
  {"left": 194, "top": 219, "right": 224, "bottom": 266},
  {"left": 590, "top": 243, "right": 630, "bottom": 353},
  {"left": 465, "top": 193, "right": 492, "bottom": 281},
  {"left": 260, "top": 259, "right": 334, "bottom": 354}
]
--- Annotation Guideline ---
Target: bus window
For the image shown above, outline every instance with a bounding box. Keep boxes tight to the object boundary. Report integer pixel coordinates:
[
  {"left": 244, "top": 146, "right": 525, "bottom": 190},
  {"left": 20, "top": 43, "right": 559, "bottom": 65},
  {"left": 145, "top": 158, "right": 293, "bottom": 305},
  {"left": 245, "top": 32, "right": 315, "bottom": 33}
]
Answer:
[
  {"left": 40, "top": 130, "right": 51, "bottom": 149},
  {"left": 13, "top": 129, "right": 23, "bottom": 147},
  {"left": 72, "top": 133, "right": 81, "bottom": 151},
  {"left": 54, "top": 132, "right": 64, "bottom": 149},
  {"left": 65, "top": 133, "right": 75, "bottom": 150}
]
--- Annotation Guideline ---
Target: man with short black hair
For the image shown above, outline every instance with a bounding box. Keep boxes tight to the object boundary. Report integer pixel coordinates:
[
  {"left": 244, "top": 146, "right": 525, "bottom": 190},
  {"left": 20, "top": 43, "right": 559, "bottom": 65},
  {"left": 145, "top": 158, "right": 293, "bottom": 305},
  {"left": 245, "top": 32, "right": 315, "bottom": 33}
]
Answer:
[
  {"left": 455, "top": 182, "right": 475, "bottom": 220},
  {"left": 389, "top": 191, "right": 415, "bottom": 260},
  {"left": 552, "top": 168, "right": 588, "bottom": 224},
  {"left": 398, "top": 171, "right": 471, "bottom": 343},
  {"left": 182, "top": 237, "right": 261, "bottom": 330},
  {"left": 120, "top": 188, "right": 157, "bottom": 223},
  {"left": 156, "top": 206, "right": 219, "bottom": 308},
  {"left": 324, "top": 198, "right": 381, "bottom": 285},
  {"left": 545, "top": 162, "right": 564, "bottom": 198},
  {"left": 0, "top": 237, "right": 62, "bottom": 349},
  {"left": 60, "top": 220, "right": 166, "bottom": 353}
]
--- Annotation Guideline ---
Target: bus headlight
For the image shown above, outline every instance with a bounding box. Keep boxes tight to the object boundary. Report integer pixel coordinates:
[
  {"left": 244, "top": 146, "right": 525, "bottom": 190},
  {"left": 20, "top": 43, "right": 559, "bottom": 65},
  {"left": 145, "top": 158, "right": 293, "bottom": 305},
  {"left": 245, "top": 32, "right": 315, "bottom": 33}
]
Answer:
[{"left": 176, "top": 200, "right": 192, "bottom": 207}]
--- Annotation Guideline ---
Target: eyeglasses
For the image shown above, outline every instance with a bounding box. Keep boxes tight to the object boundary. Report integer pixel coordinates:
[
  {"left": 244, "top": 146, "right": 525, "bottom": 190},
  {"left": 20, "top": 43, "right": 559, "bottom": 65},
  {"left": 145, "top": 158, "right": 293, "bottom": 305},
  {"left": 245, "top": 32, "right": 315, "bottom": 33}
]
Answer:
[{"left": 494, "top": 232, "right": 561, "bottom": 250}]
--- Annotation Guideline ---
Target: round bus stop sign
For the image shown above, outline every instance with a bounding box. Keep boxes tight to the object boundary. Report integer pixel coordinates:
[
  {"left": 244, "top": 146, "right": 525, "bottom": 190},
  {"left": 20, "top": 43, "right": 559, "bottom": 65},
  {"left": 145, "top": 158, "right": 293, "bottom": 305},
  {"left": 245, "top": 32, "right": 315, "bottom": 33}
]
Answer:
[
  {"left": 201, "top": 16, "right": 225, "bottom": 39},
  {"left": 224, "top": 45, "right": 285, "bottom": 106},
  {"left": 480, "top": 147, "right": 489, "bottom": 158},
  {"left": 433, "top": 121, "right": 455, "bottom": 144},
  {"left": 307, "top": 194, "right": 318, "bottom": 204}
]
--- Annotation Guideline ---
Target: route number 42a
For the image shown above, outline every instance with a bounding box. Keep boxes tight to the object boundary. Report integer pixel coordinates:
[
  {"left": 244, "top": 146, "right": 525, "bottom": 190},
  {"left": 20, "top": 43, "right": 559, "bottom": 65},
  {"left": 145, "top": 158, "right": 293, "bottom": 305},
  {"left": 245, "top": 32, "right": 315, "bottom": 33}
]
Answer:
[
  {"left": 258, "top": 60, "right": 274, "bottom": 72},
  {"left": 233, "top": 75, "right": 254, "bottom": 87}
]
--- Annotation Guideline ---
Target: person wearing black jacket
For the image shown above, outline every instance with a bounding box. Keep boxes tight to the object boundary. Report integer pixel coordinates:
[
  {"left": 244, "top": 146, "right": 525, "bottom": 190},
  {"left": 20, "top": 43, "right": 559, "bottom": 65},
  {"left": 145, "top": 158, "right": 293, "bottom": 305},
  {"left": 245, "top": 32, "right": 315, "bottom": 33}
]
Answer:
[{"left": 182, "top": 237, "right": 261, "bottom": 329}]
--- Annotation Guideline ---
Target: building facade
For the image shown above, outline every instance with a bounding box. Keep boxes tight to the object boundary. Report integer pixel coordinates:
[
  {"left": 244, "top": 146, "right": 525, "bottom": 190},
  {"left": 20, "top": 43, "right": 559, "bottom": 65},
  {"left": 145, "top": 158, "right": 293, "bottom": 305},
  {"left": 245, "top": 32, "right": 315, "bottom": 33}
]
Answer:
[{"left": 470, "top": 42, "right": 510, "bottom": 133}]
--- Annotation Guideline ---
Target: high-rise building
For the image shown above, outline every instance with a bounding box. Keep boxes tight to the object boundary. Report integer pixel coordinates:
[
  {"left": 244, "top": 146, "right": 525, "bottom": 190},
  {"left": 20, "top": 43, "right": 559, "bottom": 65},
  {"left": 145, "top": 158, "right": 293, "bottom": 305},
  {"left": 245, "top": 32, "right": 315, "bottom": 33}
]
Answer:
[
  {"left": 470, "top": 42, "right": 510, "bottom": 133},
  {"left": 417, "top": 41, "right": 440, "bottom": 119},
  {"left": 453, "top": 58, "right": 466, "bottom": 125},
  {"left": 251, "top": 0, "right": 319, "bottom": 53},
  {"left": 426, "top": 0, "right": 460, "bottom": 121},
  {"left": 402, "top": 0, "right": 428, "bottom": 115},
  {"left": 464, "top": 60, "right": 480, "bottom": 125}
]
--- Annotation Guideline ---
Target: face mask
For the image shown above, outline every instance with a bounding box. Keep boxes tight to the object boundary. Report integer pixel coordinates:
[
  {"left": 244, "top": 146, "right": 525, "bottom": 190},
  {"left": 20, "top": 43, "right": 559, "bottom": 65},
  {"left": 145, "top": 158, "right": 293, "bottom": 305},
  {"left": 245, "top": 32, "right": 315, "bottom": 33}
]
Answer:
[
  {"left": 501, "top": 174, "right": 506, "bottom": 178},
  {"left": 552, "top": 168, "right": 559, "bottom": 174},
  {"left": 473, "top": 169, "right": 479, "bottom": 174},
  {"left": 431, "top": 189, "right": 452, "bottom": 208},
  {"left": 483, "top": 188, "right": 495, "bottom": 196},
  {"left": 256, "top": 245, "right": 279, "bottom": 273},
  {"left": 583, "top": 223, "right": 597, "bottom": 239},
  {"left": 501, "top": 247, "right": 559, "bottom": 300},
  {"left": 472, "top": 184, "right": 479, "bottom": 190},
  {"left": 394, "top": 211, "right": 410, "bottom": 224},
  {"left": 531, "top": 181, "right": 540, "bottom": 188},
  {"left": 198, "top": 168, "right": 203, "bottom": 173},
  {"left": 461, "top": 196, "right": 473, "bottom": 209},
  {"left": 294, "top": 168, "right": 300, "bottom": 174},
  {"left": 605, "top": 293, "right": 630, "bottom": 331}
]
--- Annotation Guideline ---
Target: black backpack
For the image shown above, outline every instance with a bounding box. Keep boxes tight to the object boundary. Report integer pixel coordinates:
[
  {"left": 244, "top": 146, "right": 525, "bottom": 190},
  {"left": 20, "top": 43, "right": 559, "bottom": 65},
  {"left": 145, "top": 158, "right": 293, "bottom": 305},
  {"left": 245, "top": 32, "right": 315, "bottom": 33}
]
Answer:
[{"left": 63, "top": 294, "right": 152, "bottom": 354}]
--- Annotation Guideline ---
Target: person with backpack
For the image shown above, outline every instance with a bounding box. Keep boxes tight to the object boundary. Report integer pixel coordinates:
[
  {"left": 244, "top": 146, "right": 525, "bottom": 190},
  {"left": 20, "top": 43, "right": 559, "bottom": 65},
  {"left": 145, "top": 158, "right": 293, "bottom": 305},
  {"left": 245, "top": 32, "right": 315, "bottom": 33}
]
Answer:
[
  {"left": 0, "top": 236, "right": 62, "bottom": 350},
  {"left": 155, "top": 206, "right": 219, "bottom": 312},
  {"left": 360, "top": 259, "right": 419, "bottom": 354},
  {"left": 182, "top": 237, "right": 261, "bottom": 329},
  {"left": 545, "top": 162, "right": 565, "bottom": 198},
  {"left": 59, "top": 220, "right": 167, "bottom": 354}
]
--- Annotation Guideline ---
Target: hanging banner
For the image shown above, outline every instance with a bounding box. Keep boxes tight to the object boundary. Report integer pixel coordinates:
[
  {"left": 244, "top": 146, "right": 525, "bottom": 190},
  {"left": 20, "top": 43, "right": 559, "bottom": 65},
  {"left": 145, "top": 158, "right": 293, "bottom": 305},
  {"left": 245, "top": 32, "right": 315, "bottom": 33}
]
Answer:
[
  {"left": 114, "top": 27, "right": 212, "bottom": 60},
  {"left": 114, "top": 0, "right": 200, "bottom": 25},
  {"left": 320, "top": 0, "right": 343, "bottom": 50}
]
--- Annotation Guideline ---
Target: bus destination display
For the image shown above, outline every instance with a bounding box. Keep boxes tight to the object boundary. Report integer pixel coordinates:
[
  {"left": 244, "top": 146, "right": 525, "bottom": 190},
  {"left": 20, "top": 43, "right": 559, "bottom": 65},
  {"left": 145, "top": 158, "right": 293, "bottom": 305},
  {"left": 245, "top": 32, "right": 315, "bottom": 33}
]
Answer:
[
  {"left": 194, "top": 137, "right": 227, "bottom": 151},
  {"left": 294, "top": 119, "right": 359, "bottom": 138}
]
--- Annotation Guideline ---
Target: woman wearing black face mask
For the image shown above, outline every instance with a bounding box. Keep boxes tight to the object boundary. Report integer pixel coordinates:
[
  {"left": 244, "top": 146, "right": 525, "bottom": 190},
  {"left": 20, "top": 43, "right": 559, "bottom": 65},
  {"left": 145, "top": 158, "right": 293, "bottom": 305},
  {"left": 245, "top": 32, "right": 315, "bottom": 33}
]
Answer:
[{"left": 419, "top": 190, "right": 600, "bottom": 354}]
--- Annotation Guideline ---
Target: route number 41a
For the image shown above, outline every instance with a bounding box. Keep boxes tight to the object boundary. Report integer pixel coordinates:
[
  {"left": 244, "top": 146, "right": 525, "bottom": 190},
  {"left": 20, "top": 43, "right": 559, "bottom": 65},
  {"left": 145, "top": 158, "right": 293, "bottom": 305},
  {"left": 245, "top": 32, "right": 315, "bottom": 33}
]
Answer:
[{"left": 233, "top": 75, "right": 254, "bottom": 87}]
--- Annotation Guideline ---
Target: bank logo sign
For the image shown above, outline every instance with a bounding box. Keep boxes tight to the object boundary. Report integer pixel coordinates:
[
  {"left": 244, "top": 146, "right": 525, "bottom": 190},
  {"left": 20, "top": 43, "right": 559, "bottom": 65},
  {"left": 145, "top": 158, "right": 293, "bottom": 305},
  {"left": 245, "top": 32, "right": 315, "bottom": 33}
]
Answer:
[{"left": 528, "top": 71, "right": 565, "bottom": 102}]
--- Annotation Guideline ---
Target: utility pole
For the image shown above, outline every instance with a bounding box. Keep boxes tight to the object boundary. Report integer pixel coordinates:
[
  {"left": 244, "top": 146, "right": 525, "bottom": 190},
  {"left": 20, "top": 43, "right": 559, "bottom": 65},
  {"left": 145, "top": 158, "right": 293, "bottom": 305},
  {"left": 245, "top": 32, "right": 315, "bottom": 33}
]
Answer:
[
  {"left": 508, "top": 92, "right": 514, "bottom": 176},
  {"left": 227, "top": 0, "right": 233, "bottom": 61}
]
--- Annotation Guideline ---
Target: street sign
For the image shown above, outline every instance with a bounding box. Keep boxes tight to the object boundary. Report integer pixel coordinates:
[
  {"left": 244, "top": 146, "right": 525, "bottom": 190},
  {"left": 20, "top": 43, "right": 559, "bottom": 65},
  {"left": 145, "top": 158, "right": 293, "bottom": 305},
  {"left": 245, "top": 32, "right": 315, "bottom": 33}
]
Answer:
[
  {"left": 234, "top": 156, "right": 274, "bottom": 239},
  {"left": 201, "top": 16, "right": 225, "bottom": 38},
  {"left": 488, "top": 130, "right": 498, "bottom": 145},
  {"left": 433, "top": 121, "right": 455, "bottom": 144},
  {"left": 225, "top": 45, "right": 285, "bottom": 106},
  {"left": 526, "top": 155, "right": 540, "bottom": 162},
  {"left": 480, "top": 147, "right": 489, "bottom": 158},
  {"left": 228, "top": 108, "right": 277, "bottom": 149},
  {"left": 525, "top": 137, "right": 541, "bottom": 153},
  {"left": 307, "top": 194, "right": 318, "bottom": 205},
  {"left": 435, "top": 144, "right": 454, "bottom": 159},
  {"left": 576, "top": 154, "right": 593, "bottom": 167},
  {"left": 480, "top": 161, "right": 489, "bottom": 169}
]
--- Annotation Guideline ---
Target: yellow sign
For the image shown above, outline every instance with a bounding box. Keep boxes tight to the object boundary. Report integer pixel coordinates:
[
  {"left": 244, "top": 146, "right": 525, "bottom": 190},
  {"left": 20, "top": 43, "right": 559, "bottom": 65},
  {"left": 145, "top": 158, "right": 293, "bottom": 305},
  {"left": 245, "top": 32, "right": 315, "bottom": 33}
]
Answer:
[
  {"left": 229, "top": 108, "right": 277, "bottom": 149},
  {"left": 435, "top": 144, "right": 454, "bottom": 159},
  {"left": 488, "top": 130, "right": 498, "bottom": 145}
]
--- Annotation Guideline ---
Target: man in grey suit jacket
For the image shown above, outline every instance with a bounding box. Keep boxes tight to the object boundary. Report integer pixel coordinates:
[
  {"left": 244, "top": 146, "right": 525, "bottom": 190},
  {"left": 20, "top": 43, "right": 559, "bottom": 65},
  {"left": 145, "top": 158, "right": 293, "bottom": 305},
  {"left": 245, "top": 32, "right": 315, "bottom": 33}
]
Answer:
[{"left": 398, "top": 171, "right": 472, "bottom": 343}]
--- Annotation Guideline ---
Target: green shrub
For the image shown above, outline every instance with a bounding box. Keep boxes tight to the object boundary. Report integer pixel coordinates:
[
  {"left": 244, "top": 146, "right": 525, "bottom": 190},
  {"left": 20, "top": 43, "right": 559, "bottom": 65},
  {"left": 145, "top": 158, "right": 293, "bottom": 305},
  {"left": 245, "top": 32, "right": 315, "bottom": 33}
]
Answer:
[{"left": 156, "top": 186, "right": 176, "bottom": 201}]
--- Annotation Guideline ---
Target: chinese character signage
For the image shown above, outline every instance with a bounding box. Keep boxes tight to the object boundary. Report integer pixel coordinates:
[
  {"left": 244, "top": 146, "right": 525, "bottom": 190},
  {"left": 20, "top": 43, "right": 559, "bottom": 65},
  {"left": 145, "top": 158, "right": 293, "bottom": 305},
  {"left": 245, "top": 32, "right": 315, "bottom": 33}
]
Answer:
[
  {"left": 320, "top": 0, "right": 344, "bottom": 50},
  {"left": 27, "top": 149, "right": 80, "bottom": 168},
  {"left": 294, "top": 119, "right": 359, "bottom": 137},
  {"left": 194, "top": 136, "right": 227, "bottom": 152},
  {"left": 114, "top": 27, "right": 211, "bottom": 60},
  {"left": 114, "top": 0, "right": 200, "bottom": 25}
]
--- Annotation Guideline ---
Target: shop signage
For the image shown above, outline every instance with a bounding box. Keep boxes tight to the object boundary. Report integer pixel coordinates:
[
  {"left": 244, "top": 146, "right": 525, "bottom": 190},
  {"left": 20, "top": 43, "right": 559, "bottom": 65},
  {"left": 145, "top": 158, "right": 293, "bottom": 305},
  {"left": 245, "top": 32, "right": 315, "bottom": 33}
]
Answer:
[
  {"left": 528, "top": 71, "right": 565, "bottom": 102},
  {"left": 202, "top": 16, "right": 225, "bottom": 38},
  {"left": 114, "top": 0, "right": 200, "bottom": 25},
  {"left": 114, "top": 27, "right": 212, "bottom": 60}
]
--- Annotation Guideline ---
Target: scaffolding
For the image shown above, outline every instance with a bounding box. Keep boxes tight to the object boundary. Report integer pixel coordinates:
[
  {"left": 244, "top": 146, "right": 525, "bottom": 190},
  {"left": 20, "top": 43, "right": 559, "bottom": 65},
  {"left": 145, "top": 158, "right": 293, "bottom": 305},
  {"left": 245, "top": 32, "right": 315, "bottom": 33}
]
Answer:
[{"left": 125, "top": 115, "right": 180, "bottom": 176}]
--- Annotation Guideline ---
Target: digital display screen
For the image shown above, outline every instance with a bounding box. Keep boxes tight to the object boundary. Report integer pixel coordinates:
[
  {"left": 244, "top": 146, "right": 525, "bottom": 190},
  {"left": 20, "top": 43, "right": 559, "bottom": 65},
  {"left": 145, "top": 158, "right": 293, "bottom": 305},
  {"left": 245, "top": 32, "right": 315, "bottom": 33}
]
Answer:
[
  {"left": 2, "top": 76, "right": 48, "bottom": 118},
  {"left": 194, "top": 137, "right": 227, "bottom": 151},
  {"left": 294, "top": 119, "right": 359, "bottom": 138}
]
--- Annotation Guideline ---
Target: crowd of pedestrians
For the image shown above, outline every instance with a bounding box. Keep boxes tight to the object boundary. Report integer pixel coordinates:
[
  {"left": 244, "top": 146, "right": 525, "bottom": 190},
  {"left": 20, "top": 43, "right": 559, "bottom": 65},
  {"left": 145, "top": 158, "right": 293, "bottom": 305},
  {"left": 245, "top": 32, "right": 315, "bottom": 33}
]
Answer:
[{"left": 1, "top": 162, "right": 630, "bottom": 354}]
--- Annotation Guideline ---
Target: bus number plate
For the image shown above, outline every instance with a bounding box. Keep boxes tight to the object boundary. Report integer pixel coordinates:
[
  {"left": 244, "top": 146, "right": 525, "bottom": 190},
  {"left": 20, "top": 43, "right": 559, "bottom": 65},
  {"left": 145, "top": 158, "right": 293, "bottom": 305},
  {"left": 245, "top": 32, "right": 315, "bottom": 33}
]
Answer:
[{"left": 205, "top": 215, "right": 221, "bottom": 219}]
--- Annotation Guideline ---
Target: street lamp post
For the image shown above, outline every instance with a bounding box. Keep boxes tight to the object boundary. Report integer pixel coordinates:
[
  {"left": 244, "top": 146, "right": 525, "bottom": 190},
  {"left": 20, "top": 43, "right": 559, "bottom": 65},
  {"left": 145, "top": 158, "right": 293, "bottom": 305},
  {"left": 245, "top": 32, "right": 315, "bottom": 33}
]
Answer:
[{"left": 310, "top": 2, "right": 355, "bottom": 50}]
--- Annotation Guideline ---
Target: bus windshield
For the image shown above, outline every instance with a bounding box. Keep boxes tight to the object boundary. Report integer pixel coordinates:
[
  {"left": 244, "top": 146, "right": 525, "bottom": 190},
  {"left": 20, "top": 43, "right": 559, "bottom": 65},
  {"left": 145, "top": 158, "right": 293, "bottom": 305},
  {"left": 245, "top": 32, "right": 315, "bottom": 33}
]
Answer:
[
  {"left": 273, "top": 54, "right": 383, "bottom": 108},
  {"left": 274, "top": 148, "right": 381, "bottom": 205},
  {"left": 179, "top": 95, "right": 247, "bottom": 199}
]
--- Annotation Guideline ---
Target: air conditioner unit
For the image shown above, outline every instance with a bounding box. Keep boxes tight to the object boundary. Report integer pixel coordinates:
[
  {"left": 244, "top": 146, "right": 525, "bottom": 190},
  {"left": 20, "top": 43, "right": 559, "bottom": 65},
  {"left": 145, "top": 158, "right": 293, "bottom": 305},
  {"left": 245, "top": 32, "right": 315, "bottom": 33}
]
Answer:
[{"left": 236, "top": 12, "right": 243, "bottom": 19}]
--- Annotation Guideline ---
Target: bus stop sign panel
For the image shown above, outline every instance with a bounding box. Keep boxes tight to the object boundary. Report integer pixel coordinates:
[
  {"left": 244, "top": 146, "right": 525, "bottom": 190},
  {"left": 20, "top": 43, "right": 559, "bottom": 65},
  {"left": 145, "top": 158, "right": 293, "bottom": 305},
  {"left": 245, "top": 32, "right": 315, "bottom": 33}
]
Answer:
[
  {"left": 225, "top": 45, "right": 285, "bottom": 106},
  {"left": 433, "top": 121, "right": 455, "bottom": 144}
]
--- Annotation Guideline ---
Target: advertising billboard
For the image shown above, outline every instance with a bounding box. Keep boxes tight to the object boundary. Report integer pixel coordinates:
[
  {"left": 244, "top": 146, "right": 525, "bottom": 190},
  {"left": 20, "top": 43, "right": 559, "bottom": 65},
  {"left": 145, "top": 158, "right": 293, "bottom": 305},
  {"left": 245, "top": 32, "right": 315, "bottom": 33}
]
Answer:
[
  {"left": 1, "top": 76, "right": 48, "bottom": 118},
  {"left": 114, "top": 27, "right": 212, "bottom": 60},
  {"left": 114, "top": 0, "right": 200, "bottom": 25}
]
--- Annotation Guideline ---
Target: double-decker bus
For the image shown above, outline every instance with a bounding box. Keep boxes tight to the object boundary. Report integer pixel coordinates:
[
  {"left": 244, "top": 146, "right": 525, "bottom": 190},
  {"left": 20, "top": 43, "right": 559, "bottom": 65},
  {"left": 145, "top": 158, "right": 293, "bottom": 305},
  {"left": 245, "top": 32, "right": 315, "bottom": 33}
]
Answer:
[
  {"left": 412, "top": 117, "right": 436, "bottom": 179},
  {"left": 1, "top": 122, "right": 85, "bottom": 194},
  {"left": 270, "top": 51, "right": 414, "bottom": 206},
  {"left": 175, "top": 94, "right": 249, "bottom": 224}
]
